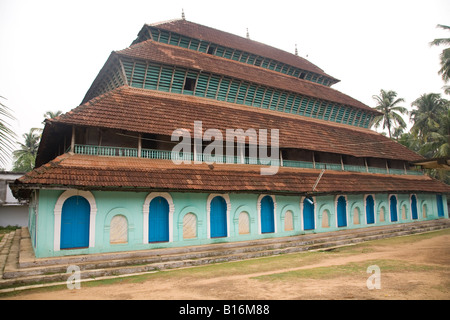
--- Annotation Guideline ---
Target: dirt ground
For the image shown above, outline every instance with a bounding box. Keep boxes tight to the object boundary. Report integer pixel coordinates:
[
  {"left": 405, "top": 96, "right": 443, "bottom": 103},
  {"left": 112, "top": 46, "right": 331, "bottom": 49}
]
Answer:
[{"left": 3, "top": 231, "right": 450, "bottom": 300}]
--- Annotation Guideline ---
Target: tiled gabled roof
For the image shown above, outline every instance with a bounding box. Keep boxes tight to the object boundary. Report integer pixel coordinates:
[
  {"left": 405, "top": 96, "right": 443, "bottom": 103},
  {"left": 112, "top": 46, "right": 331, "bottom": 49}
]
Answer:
[
  {"left": 13, "top": 154, "right": 450, "bottom": 197},
  {"left": 143, "top": 19, "right": 338, "bottom": 84},
  {"left": 53, "top": 86, "right": 422, "bottom": 162},
  {"left": 116, "top": 40, "right": 375, "bottom": 114}
]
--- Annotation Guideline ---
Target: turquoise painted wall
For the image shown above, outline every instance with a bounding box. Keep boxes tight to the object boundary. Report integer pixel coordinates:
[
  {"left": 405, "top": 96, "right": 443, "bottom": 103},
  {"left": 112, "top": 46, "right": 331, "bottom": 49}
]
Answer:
[{"left": 30, "top": 189, "right": 449, "bottom": 258}]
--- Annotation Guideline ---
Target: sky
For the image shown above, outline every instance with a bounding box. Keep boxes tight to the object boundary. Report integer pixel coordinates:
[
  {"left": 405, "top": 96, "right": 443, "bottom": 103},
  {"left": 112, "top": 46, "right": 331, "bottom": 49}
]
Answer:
[{"left": 0, "top": 0, "right": 449, "bottom": 169}]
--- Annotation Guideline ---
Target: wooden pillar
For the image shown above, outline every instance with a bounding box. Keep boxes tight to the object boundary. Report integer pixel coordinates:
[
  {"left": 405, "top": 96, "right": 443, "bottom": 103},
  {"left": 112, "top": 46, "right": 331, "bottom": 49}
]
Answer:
[
  {"left": 138, "top": 134, "right": 142, "bottom": 158},
  {"left": 70, "top": 126, "right": 75, "bottom": 153},
  {"left": 312, "top": 152, "right": 316, "bottom": 169}
]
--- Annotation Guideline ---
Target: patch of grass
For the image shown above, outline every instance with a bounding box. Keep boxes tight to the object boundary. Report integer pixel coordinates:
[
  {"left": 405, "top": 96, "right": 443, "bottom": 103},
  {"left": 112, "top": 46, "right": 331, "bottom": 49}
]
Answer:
[
  {"left": 1, "top": 228, "right": 448, "bottom": 298},
  {"left": 252, "top": 259, "right": 447, "bottom": 282}
]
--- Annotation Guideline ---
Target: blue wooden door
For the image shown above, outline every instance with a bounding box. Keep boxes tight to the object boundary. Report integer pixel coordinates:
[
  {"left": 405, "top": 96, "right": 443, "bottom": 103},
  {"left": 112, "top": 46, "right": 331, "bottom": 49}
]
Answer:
[
  {"left": 366, "top": 195, "right": 375, "bottom": 224},
  {"left": 337, "top": 196, "right": 347, "bottom": 227},
  {"left": 210, "top": 196, "right": 227, "bottom": 238},
  {"left": 411, "top": 195, "right": 418, "bottom": 220},
  {"left": 437, "top": 195, "right": 444, "bottom": 217},
  {"left": 261, "top": 196, "right": 275, "bottom": 233},
  {"left": 390, "top": 195, "right": 398, "bottom": 222},
  {"left": 303, "top": 197, "right": 315, "bottom": 230},
  {"left": 149, "top": 197, "right": 169, "bottom": 242},
  {"left": 60, "top": 196, "right": 90, "bottom": 249}
]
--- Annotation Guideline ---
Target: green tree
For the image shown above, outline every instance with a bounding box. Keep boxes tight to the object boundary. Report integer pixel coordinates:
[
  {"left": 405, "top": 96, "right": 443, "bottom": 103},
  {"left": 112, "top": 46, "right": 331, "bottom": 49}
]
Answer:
[
  {"left": 410, "top": 93, "right": 449, "bottom": 142},
  {"left": 420, "top": 108, "right": 450, "bottom": 158},
  {"left": 42, "top": 110, "right": 62, "bottom": 123},
  {"left": 430, "top": 24, "right": 450, "bottom": 93},
  {"left": 371, "top": 89, "right": 408, "bottom": 139},
  {"left": 0, "top": 95, "right": 16, "bottom": 168},
  {"left": 12, "top": 128, "right": 41, "bottom": 172}
]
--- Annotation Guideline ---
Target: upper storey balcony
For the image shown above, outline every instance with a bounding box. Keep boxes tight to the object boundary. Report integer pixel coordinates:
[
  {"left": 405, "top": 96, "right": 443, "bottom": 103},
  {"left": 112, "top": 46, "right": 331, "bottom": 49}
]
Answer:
[{"left": 69, "top": 144, "right": 423, "bottom": 176}]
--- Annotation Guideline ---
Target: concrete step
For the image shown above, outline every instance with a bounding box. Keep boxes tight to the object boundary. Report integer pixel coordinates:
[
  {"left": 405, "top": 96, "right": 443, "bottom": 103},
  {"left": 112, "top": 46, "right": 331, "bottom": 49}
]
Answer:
[{"left": 0, "top": 219, "right": 449, "bottom": 289}]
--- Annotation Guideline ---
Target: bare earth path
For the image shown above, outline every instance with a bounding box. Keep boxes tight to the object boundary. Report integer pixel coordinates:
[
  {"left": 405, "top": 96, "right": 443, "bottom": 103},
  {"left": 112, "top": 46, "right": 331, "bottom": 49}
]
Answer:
[{"left": 3, "top": 231, "right": 450, "bottom": 300}]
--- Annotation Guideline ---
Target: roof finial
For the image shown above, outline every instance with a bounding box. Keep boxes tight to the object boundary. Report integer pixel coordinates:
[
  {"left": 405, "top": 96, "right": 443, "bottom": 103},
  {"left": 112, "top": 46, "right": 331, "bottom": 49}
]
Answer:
[
  {"left": 295, "top": 44, "right": 298, "bottom": 56},
  {"left": 182, "top": 8, "right": 185, "bottom": 20},
  {"left": 246, "top": 28, "right": 250, "bottom": 39}
]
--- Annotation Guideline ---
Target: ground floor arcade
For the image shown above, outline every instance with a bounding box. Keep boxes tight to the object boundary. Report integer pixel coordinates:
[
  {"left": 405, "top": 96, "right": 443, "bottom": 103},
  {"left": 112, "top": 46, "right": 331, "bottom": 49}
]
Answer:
[{"left": 27, "top": 189, "right": 448, "bottom": 258}]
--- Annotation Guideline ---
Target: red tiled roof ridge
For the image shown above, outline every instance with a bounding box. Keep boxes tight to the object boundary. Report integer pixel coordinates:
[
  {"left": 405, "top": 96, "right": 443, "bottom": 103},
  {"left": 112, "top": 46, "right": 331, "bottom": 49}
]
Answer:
[{"left": 115, "top": 40, "right": 374, "bottom": 114}]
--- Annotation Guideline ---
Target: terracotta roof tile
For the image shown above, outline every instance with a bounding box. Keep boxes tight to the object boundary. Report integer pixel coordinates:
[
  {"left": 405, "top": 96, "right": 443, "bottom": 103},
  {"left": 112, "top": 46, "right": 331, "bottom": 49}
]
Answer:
[
  {"left": 145, "top": 19, "right": 338, "bottom": 83},
  {"left": 116, "top": 41, "right": 373, "bottom": 114},
  {"left": 54, "top": 87, "right": 423, "bottom": 162},
  {"left": 13, "top": 154, "right": 450, "bottom": 196}
]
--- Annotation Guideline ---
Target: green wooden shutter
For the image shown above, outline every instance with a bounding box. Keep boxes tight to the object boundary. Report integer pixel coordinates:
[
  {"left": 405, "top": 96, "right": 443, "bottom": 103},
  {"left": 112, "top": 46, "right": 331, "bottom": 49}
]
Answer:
[{"left": 145, "top": 64, "right": 160, "bottom": 90}]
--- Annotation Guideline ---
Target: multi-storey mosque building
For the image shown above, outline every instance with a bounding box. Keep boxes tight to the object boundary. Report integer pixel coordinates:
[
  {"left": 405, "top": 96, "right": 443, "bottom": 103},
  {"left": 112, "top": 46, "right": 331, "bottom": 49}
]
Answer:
[{"left": 12, "top": 18, "right": 449, "bottom": 258}]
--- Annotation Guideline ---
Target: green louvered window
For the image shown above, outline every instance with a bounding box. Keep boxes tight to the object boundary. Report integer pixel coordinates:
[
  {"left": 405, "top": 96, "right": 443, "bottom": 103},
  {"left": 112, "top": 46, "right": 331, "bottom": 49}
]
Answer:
[
  {"left": 122, "top": 59, "right": 134, "bottom": 84},
  {"left": 198, "top": 41, "right": 209, "bottom": 53},
  {"left": 289, "top": 96, "right": 299, "bottom": 113},
  {"left": 195, "top": 73, "right": 209, "bottom": 97},
  {"left": 305, "top": 99, "right": 315, "bottom": 117},
  {"left": 145, "top": 64, "right": 160, "bottom": 90},
  {"left": 189, "top": 38, "right": 200, "bottom": 51},
  {"left": 227, "top": 80, "right": 240, "bottom": 103},
  {"left": 172, "top": 68, "right": 186, "bottom": 94},
  {"left": 118, "top": 56, "right": 370, "bottom": 128},
  {"left": 253, "top": 87, "right": 265, "bottom": 107},
  {"left": 169, "top": 33, "right": 180, "bottom": 46},
  {"left": 217, "top": 77, "right": 230, "bottom": 101},
  {"left": 223, "top": 48, "right": 234, "bottom": 60},
  {"left": 270, "top": 91, "right": 280, "bottom": 111},
  {"left": 179, "top": 36, "right": 190, "bottom": 48},
  {"left": 231, "top": 50, "right": 242, "bottom": 61},
  {"left": 237, "top": 82, "right": 248, "bottom": 104},
  {"left": 277, "top": 93, "right": 287, "bottom": 111},
  {"left": 245, "top": 84, "right": 256, "bottom": 106},
  {"left": 158, "top": 66, "right": 173, "bottom": 92},
  {"left": 159, "top": 30, "right": 170, "bottom": 44},
  {"left": 262, "top": 89, "right": 273, "bottom": 109},
  {"left": 299, "top": 97, "right": 308, "bottom": 115},
  {"left": 323, "top": 102, "right": 333, "bottom": 120},
  {"left": 131, "top": 62, "right": 146, "bottom": 88},
  {"left": 239, "top": 52, "right": 248, "bottom": 63},
  {"left": 206, "top": 75, "right": 220, "bottom": 99}
]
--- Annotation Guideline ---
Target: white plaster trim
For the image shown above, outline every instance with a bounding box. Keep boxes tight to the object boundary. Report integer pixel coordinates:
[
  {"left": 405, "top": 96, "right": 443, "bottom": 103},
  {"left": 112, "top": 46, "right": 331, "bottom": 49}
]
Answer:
[
  {"left": 206, "top": 194, "right": 231, "bottom": 239},
  {"left": 143, "top": 192, "right": 174, "bottom": 244},
  {"left": 257, "top": 194, "right": 277, "bottom": 234},
  {"left": 53, "top": 189, "right": 97, "bottom": 251}
]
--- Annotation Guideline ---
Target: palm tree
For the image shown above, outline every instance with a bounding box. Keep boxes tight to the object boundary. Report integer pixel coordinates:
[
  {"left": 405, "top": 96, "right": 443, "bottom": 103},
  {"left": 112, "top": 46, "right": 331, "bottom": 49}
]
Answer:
[
  {"left": 371, "top": 89, "right": 408, "bottom": 139},
  {"left": 430, "top": 24, "right": 450, "bottom": 88},
  {"left": 12, "top": 128, "right": 41, "bottom": 172},
  {"left": 410, "top": 93, "right": 449, "bottom": 141},
  {"left": 0, "top": 95, "right": 16, "bottom": 168},
  {"left": 42, "top": 110, "right": 62, "bottom": 123},
  {"left": 422, "top": 108, "right": 450, "bottom": 158}
]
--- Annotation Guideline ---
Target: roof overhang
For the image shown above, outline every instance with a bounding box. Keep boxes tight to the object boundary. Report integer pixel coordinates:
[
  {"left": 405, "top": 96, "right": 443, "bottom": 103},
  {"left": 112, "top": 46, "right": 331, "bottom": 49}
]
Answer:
[{"left": 412, "top": 157, "right": 450, "bottom": 170}]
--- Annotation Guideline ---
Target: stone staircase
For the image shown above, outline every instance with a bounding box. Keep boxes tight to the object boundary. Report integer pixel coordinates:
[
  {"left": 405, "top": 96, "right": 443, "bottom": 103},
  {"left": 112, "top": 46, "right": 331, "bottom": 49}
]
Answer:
[{"left": 1, "top": 219, "right": 449, "bottom": 290}]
